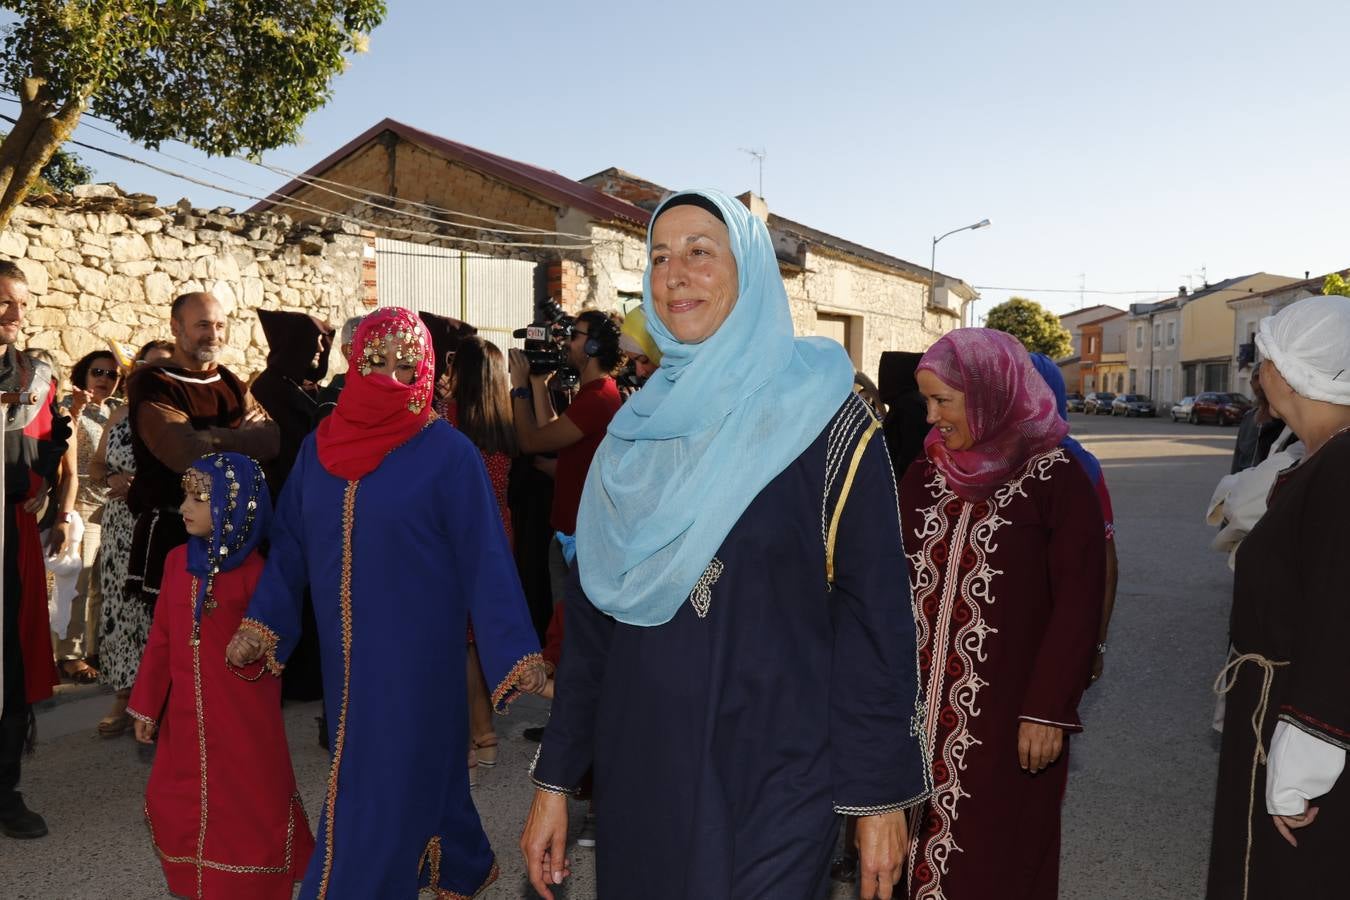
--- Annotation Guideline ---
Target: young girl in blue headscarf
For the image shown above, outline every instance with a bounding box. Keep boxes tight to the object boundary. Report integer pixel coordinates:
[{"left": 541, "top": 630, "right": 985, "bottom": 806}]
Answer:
[{"left": 128, "top": 452, "right": 314, "bottom": 900}]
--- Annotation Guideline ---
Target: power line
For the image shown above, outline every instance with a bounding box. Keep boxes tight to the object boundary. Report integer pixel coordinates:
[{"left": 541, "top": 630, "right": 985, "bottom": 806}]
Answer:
[
  {"left": 0, "top": 93, "right": 600, "bottom": 241},
  {"left": 0, "top": 113, "right": 599, "bottom": 251},
  {"left": 974, "top": 285, "right": 1276, "bottom": 298}
]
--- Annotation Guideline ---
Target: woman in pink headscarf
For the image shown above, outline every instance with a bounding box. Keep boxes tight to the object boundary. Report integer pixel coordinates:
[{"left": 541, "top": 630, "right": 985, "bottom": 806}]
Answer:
[{"left": 898, "top": 328, "right": 1105, "bottom": 900}]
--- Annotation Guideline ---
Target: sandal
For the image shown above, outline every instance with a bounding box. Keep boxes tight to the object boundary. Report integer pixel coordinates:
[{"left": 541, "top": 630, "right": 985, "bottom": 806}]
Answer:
[
  {"left": 471, "top": 734, "right": 499, "bottom": 768},
  {"left": 97, "top": 713, "right": 131, "bottom": 738},
  {"left": 60, "top": 660, "right": 100, "bottom": 684}
]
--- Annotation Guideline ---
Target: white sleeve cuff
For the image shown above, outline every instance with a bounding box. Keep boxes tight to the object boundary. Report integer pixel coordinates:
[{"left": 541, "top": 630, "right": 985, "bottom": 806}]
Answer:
[{"left": 1265, "top": 721, "right": 1346, "bottom": 816}]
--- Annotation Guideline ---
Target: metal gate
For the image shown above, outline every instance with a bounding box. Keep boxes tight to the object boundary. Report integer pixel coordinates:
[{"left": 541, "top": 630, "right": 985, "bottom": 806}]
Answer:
[{"left": 374, "top": 237, "right": 537, "bottom": 352}]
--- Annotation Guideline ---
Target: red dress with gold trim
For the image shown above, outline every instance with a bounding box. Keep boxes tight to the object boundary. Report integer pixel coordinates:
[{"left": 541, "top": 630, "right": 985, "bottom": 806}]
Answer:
[
  {"left": 899, "top": 448, "right": 1104, "bottom": 900},
  {"left": 129, "top": 545, "right": 314, "bottom": 899}
]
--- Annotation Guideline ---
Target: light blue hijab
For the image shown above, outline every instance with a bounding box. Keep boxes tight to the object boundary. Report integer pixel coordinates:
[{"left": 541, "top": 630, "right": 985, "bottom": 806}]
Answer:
[{"left": 575, "top": 189, "right": 854, "bottom": 627}]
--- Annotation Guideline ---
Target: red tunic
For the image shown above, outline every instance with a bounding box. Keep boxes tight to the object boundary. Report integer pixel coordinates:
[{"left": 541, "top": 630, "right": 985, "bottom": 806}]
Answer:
[
  {"left": 15, "top": 380, "right": 60, "bottom": 704},
  {"left": 128, "top": 546, "right": 314, "bottom": 900},
  {"left": 899, "top": 448, "right": 1105, "bottom": 900}
]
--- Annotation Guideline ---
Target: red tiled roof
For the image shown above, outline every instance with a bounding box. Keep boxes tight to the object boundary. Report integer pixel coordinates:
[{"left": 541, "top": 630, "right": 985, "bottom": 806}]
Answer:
[{"left": 247, "top": 118, "right": 651, "bottom": 227}]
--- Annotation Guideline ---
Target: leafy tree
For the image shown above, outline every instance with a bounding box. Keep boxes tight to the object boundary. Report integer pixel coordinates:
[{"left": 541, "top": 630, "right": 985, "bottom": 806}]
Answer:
[
  {"left": 0, "top": 1, "right": 386, "bottom": 228},
  {"left": 984, "top": 296, "right": 1073, "bottom": 359},
  {"left": 1323, "top": 273, "right": 1350, "bottom": 297}
]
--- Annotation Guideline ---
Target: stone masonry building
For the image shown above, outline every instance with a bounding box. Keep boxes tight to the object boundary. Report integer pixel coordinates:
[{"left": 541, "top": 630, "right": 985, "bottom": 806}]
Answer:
[{"left": 252, "top": 120, "right": 978, "bottom": 381}]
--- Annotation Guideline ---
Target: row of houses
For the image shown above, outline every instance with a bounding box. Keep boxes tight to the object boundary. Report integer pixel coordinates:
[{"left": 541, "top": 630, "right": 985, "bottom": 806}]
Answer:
[
  {"left": 249, "top": 118, "right": 979, "bottom": 380},
  {"left": 1056, "top": 270, "right": 1343, "bottom": 408}
]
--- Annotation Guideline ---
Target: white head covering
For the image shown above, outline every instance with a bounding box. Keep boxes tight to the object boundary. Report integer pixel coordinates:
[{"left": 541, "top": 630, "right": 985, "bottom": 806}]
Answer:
[{"left": 1256, "top": 295, "right": 1350, "bottom": 406}]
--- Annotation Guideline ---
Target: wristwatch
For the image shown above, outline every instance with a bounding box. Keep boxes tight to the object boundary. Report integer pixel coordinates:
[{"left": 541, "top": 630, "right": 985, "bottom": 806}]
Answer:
[
  {"left": 56, "top": 511, "right": 74, "bottom": 524},
  {"left": 1095, "top": 642, "right": 1107, "bottom": 655},
  {"left": 510, "top": 387, "right": 532, "bottom": 400}
]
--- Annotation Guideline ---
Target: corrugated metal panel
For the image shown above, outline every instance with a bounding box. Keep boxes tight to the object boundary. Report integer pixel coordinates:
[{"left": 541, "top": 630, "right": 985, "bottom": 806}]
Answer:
[{"left": 374, "top": 237, "right": 536, "bottom": 351}]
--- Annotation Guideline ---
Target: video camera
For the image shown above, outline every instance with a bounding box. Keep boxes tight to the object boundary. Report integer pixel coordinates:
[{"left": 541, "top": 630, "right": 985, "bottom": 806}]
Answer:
[{"left": 513, "top": 297, "right": 578, "bottom": 386}]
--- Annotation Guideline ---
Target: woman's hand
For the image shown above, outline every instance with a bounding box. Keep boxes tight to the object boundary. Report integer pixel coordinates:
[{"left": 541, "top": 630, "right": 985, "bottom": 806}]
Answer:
[
  {"left": 508, "top": 349, "right": 531, "bottom": 390},
  {"left": 225, "top": 630, "right": 264, "bottom": 668},
  {"left": 1273, "top": 804, "right": 1320, "bottom": 847},
  {"left": 517, "top": 658, "right": 549, "bottom": 695},
  {"left": 108, "top": 472, "right": 133, "bottom": 500},
  {"left": 1017, "top": 721, "right": 1065, "bottom": 773},
  {"left": 520, "top": 790, "right": 571, "bottom": 899},
  {"left": 855, "top": 809, "right": 908, "bottom": 899},
  {"left": 69, "top": 387, "right": 90, "bottom": 418},
  {"left": 133, "top": 719, "right": 156, "bottom": 745}
]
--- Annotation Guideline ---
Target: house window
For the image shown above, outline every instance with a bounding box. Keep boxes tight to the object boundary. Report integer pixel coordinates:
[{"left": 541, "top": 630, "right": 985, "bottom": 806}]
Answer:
[
  {"left": 1152, "top": 368, "right": 1161, "bottom": 397},
  {"left": 1135, "top": 324, "right": 1143, "bottom": 349},
  {"left": 1088, "top": 335, "right": 1097, "bottom": 355},
  {"left": 1154, "top": 323, "right": 1162, "bottom": 348},
  {"left": 1164, "top": 366, "right": 1174, "bottom": 403},
  {"left": 1166, "top": 321, "right": 1176, "bottom": 347},
  {"left": 1129, "top": 368, "right": 1137, "bottom": 392}
]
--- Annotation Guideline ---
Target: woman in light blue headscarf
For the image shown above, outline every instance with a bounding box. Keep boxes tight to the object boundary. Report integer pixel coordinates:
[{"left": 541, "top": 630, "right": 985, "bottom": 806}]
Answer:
[{"left": 522, "top": 190, "right": 930, "bottom": 900}]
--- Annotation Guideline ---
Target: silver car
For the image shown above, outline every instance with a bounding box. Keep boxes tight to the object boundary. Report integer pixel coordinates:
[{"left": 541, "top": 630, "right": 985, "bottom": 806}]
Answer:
[{"left": 1171, "top": 396, "right": 1196, "bottom": 422}]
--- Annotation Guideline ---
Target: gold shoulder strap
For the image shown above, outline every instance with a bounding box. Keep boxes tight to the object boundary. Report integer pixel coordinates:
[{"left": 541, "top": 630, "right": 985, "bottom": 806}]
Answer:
[{"left": 826, "top": 416, "right": 879, "bottom": 585}]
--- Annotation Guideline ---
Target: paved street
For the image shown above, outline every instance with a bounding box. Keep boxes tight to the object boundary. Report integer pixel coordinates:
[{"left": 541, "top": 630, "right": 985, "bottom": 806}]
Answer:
[{"left": 1, "top": 412, "right": 1239, "bottom": 899}]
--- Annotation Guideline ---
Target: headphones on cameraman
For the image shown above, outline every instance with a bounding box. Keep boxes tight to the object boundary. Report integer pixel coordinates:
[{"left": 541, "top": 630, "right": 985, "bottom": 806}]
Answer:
[{"left": 579, "top": 313, "right": 621, "bottom": 359}]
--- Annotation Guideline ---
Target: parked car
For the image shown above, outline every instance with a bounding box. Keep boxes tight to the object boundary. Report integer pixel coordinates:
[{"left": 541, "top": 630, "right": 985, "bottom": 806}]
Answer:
[
  {"left": 1065, "top": 392, "right": 1085, "bottom": 413},
  {"left": 1083, "top": 391, "right": 1116, "bottom": 415},
  {"left": 1188, "top": 391, "right": 1252, "bottom": 425},
  {"left": 1171, "top": 396, "right": 1196, "bottom": 422},
  {"left": 1111, "top": 393, "right": 1156, "bottom": 417}
]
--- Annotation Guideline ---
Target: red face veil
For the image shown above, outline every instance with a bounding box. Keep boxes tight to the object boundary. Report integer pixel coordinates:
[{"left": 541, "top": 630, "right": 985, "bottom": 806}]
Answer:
[
  {"left": 917, "top": 328, "right": 1069, "bottom": 502},
  {"left": 315, "top": 307, "right": 436, "bottom": 480}
]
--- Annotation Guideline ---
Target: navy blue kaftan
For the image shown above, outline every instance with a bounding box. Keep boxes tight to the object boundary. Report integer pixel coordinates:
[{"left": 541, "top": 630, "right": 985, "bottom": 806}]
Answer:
[
  {"left": 532, "top": 395, "right": 930, "bottom": 900},
  {"left": 241, "top": 420, "right": 541, "bottom": 899}
]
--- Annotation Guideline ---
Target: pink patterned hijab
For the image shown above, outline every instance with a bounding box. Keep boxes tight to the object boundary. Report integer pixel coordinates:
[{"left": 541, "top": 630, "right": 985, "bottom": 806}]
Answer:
[{"left": 917, "top": 328, "right": 1069, "bottom": 502}]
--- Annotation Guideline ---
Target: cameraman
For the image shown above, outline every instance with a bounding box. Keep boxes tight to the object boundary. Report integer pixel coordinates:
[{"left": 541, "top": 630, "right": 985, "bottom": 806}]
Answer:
[{"left": 509, "top": 309, "right": 625, "bottom": 595}]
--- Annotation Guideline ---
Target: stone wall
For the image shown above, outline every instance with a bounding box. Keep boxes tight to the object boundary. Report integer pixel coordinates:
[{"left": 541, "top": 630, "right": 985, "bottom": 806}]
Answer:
[{"left": 1, "top": 184, "right": 369, "bottom": 385}]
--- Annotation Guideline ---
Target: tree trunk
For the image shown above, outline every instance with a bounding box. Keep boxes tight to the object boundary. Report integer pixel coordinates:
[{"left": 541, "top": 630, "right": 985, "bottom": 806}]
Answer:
[{"left": 0, "top": 77, "right": 88, "bottom": 232}]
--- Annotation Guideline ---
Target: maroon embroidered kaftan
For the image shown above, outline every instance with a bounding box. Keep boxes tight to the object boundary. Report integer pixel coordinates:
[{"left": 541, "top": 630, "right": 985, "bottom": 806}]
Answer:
[
  {"left": 899, "top": 448, "right": 1104, "bottom": 900},
  {"left": 128, "top": 546, "right": 314, "bottom": 899}
]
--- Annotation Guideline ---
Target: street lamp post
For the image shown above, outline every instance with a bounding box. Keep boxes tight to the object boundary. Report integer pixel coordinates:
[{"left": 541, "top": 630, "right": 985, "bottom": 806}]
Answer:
[{"left": 930, "top": 218, "right": 990, "bottom": 326}]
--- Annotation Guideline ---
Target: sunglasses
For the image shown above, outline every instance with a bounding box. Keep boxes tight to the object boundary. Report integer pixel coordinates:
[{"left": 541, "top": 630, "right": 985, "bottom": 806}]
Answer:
[{"left": 89, "top": 367, "right": 119, "bottom": 379}]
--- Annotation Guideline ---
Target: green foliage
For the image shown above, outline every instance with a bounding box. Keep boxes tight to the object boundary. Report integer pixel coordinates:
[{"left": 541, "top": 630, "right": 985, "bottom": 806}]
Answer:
[
  {"left": 984, "top": 296, "right": 1074, "bottom": 359},
  {"left": 0, "top": 0, "right": 387, "bottom": 157},
  {"left": 1323, "top": 273, "right": 1350, "bottom": 297}
]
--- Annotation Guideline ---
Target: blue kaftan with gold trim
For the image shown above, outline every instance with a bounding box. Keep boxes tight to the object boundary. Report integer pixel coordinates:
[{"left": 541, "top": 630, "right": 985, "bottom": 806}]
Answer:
[{"left": 243, "top": 419, "right": 540, "bottom": 899}]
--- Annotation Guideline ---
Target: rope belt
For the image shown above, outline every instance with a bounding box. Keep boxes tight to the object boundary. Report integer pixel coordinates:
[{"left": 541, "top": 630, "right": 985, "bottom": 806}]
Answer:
[{"left": 1212, "top": 648, "right": 1290, "bottom": 900}]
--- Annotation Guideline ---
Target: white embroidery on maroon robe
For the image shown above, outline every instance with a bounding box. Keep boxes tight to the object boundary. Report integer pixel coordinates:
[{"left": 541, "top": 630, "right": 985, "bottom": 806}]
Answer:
[{"left": 907, "top": 449, "right": 1066, "bottom": 900}]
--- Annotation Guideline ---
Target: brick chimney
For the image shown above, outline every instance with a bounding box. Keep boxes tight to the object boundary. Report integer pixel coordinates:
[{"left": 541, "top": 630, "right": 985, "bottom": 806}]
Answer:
[{"left": 735, "top": 191, "right": 769, "bottom": 223}]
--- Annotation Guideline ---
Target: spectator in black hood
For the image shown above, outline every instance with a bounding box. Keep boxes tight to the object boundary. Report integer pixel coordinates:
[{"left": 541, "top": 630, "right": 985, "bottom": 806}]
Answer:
[
  {"left": 877, "top": 350, "right": 929, "bottom": 478},
  {"left": 251, "top": 309, "right": 334, "bottom": 494}
]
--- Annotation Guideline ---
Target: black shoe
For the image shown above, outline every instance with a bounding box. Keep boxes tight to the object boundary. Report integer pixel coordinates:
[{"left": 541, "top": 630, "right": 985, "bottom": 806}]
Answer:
[
  {"left": 522, "top": 726, "right": 545, "bottom": 742},
  {"left": 0, "top": 796, "right": 49, "bottom": 839}
]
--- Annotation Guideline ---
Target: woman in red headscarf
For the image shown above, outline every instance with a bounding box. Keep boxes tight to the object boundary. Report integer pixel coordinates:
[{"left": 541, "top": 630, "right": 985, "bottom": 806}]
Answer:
[
  {"left": 225, "top": 307, "right": 545, "bottom": 900},
  {"left": 899, "top": 328, "right": 1105, "bottom": 900}
]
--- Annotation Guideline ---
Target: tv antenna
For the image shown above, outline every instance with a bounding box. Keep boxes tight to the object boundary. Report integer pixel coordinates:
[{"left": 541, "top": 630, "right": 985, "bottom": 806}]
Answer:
[{"left": 739, "top": 147, "right": 766, "bottom": 196}]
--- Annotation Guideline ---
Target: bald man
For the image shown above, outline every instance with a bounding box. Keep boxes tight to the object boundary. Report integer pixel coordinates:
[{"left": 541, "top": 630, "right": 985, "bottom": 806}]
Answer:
[{"left": 124, "top": 292, "right": 279, "bottom": 606}]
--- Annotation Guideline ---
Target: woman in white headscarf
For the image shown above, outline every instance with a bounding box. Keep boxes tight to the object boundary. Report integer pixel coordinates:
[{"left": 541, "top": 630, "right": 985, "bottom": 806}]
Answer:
[{"left": 1206, "top": 294, "right": 1350, "bottom": 900}]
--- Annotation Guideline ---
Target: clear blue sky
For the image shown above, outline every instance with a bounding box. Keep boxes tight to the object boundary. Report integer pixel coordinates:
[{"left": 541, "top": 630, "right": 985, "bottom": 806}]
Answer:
[{"left": 9, "top": 0, "right": 1349, "bottom": 317}]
